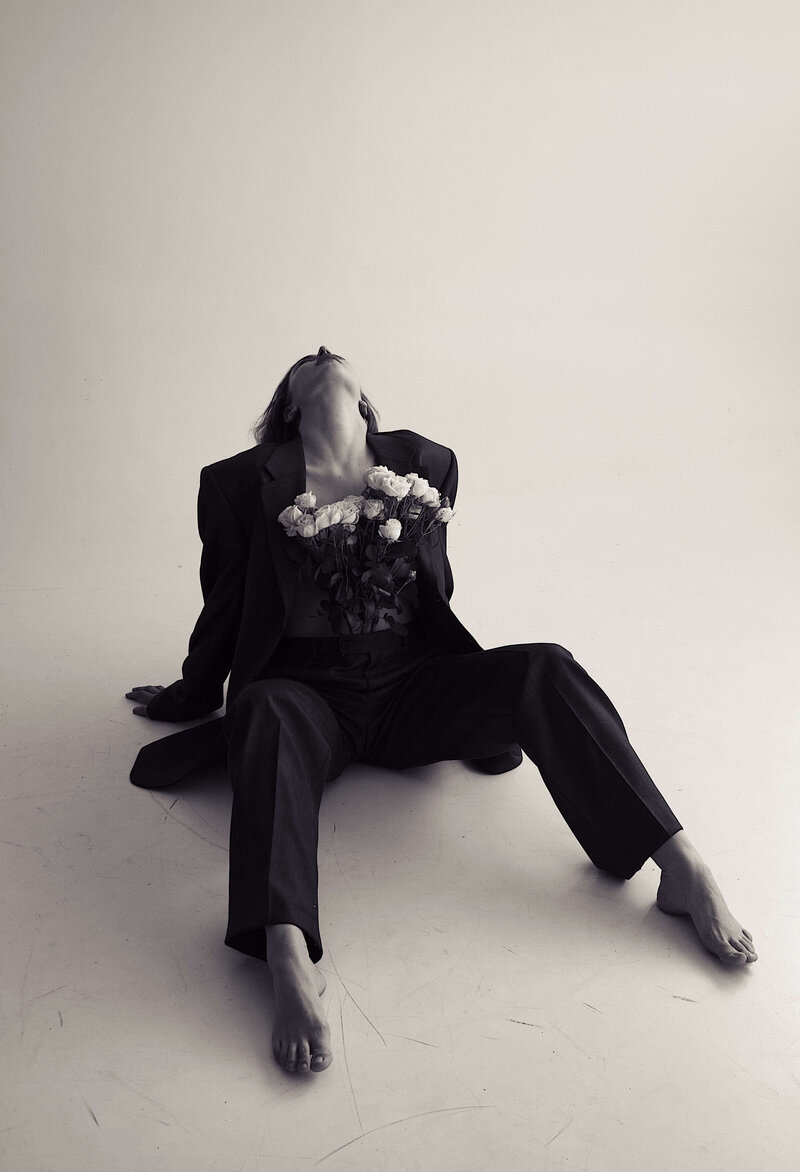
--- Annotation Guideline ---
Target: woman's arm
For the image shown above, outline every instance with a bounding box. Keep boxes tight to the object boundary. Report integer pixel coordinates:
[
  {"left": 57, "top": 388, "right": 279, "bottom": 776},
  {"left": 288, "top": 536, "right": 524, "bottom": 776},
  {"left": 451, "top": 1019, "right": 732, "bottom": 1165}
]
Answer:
[
  {"left": 438, "top": 448, "right": 458, "bottom": 601},
  {"left": 137, "top": 465, "right": 249, "bottom": 722},
  {"left": 440, "top": 447, "right": 458, "bottom": 508}
]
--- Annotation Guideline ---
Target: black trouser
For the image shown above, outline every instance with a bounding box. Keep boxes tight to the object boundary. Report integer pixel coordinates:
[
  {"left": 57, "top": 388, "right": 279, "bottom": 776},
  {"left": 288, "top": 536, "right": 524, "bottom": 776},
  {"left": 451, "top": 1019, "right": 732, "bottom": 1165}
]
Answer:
[{"left": 222, "top": 626, "right": 681, "bottom": 963}]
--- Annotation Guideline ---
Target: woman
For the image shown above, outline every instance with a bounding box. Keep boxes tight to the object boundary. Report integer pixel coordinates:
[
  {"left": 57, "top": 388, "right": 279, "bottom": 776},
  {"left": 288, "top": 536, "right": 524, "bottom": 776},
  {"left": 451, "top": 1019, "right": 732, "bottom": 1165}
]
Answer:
[{"left": 127, "top": 346, "right": 757, "bottom": 1076}]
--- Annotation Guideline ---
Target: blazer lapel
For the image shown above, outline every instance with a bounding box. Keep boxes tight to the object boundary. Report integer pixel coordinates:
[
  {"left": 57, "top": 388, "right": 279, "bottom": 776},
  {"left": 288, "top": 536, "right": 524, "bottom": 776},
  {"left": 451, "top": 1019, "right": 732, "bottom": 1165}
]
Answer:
[
  {"left": 260, "top": 436, "right": 306, "bottom": 619},
  {"left": 368, "top": 432, "right": 428, "bottom": 482}
]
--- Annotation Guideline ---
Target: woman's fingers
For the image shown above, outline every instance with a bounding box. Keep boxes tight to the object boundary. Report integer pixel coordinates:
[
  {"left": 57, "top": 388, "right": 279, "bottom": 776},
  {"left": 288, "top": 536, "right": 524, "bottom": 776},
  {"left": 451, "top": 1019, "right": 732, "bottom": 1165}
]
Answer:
[
  {"left": 126, "top": 685, "right": 165, "bottom": 716},
  {"left": 125, "top": 685, "right": 165, "bottom": 701}
]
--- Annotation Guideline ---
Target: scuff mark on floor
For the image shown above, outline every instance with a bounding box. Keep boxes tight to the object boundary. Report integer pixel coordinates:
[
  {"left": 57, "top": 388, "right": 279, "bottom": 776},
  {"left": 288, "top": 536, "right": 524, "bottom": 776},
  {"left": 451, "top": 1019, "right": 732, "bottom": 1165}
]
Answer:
[
  {"left": 147, "top": 792, "right": 226, "bottom": 851},
  {"left": 315, "top": 1104, "right": 496, "bottom": 1165},
  {"left": 81, "top": 1096, "right": 100, "bottom": 1128},
  {"left": 326, "top": 951, "right": 387, "bottom": 1047},
  {"left": 29, "top": 983, "right": 69, "bottom": 1002},
  {"left": 338, "top": 1000, "right": 362, "bottom": 1130},
  {"left": 386, "top": 1033, "right": 439, "bottom": 1048},
  {"left": 544, "top": 1117, "right": 573, "bottom": 1147},
  {"left": 551, "top": 1025, "right": 591, "bottom": 1059}
]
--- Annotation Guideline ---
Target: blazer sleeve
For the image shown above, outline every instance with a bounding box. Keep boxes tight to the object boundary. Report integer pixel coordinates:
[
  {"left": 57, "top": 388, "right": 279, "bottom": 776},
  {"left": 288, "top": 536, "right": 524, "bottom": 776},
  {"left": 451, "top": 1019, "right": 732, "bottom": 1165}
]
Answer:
[
  {"left": 438, "top": 448, "right": 458, "bottom": 601},
  {"left": 440, "top": 447, "right": 458, "bottom": 506},
  {"left": 436, "top": 444, "right": 523, "bottom": 776},
  {"left": 145, "top": 465, "right": 247, "bottom": 722}
]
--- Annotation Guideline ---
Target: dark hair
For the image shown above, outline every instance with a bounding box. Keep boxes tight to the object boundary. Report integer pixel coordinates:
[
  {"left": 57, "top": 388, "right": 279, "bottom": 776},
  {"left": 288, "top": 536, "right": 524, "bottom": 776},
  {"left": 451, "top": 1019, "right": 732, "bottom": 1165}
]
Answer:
[{"left": 252, "top": 354, "right": 380, "bottom": 445}]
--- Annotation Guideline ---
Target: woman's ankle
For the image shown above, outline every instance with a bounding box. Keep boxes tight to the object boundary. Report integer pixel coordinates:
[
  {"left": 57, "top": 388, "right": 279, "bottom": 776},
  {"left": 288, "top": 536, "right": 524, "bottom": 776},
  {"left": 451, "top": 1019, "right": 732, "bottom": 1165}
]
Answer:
[
  {"left": 267, "top": 923, "right": 311, "bottom": 966},
  {"left": 651, "top": 829, "right": 705, "bottom": 873}
]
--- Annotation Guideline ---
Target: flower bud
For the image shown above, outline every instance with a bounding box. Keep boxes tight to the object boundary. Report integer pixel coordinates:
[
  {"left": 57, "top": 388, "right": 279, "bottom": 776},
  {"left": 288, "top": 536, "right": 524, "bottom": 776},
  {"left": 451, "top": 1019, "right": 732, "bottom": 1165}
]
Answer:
[{"left": 378, "top": 518, "right": 402, "bottom": 542}]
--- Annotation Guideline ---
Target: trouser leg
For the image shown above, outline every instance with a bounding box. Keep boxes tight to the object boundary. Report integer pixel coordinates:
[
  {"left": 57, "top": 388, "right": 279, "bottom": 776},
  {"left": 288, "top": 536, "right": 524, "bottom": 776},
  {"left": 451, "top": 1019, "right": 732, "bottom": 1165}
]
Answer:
[
  {"left": 373, "top": 642, "right": 681, "bottom": 879},
  {"left": 223, "top": 678, "right": 350, "bottom": 963},
  {"left": 509, "top": 643, "right": 681, "bottom": 876}
]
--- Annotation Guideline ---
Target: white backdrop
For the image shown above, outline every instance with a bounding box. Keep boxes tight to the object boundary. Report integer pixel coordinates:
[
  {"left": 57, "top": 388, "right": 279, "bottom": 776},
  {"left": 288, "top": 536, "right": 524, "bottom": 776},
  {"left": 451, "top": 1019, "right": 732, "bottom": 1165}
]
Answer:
[
  {"left": 3, "top": 9, "right": 800, "bottom": 1166},
  {"left": 2, "top": 0, "right": 798, "bottom": 645}
]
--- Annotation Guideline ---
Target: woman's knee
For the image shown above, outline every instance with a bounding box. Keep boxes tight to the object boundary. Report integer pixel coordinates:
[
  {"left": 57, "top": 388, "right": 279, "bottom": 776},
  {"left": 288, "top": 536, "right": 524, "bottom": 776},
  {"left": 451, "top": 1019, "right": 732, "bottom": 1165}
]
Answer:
[
  {"left": 483, "top": 643, "right": 574, "bottom": 708},
  {"left": 225, "top": 678, "right": 321, "bottom": 747},
  {"left": 232, "top": 678, "right": 290, "bottom": 711},
  {"left": 226, "top": 678, "right": 342, "bottom": 785}
]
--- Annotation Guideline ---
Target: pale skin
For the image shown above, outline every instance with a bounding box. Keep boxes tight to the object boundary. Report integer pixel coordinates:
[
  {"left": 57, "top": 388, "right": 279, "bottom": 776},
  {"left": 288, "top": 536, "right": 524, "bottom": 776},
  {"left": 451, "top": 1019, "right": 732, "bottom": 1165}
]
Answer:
[{"left": 127, "top": 347, "right": 757, "bottom": 1076}]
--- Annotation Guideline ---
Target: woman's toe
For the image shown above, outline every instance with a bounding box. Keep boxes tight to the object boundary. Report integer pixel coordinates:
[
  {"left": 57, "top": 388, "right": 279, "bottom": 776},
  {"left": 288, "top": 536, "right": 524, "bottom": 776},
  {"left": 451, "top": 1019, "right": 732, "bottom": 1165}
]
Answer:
[
  {"left": 732, "top": 934, "right": 757, "bottom": 960},
  {"left": 310, "top": 1047, "right": 332, "bottom": 1072},
  {"left": 722, "top": 945, "right": 747, "bottom": 965},
  {"left": 297, "top": 1040, "right": 311, "bottom": 1073},
  {"left": 285, "top": 1041, "right": 297, "bottom": 1071}
]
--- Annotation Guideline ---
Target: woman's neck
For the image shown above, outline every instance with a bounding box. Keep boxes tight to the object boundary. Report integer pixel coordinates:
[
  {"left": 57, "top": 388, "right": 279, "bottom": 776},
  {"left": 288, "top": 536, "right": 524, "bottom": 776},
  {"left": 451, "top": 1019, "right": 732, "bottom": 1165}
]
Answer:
[{"left": 298, "top": 405, "right": 371, "bottom": 476}]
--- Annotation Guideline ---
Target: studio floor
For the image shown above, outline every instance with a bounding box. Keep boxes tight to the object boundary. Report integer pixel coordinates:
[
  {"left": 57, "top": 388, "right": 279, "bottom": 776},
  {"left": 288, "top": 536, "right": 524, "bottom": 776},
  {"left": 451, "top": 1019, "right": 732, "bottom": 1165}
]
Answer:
[{"left": 2, "top": 489, "right": 799, "bottom": 1171}]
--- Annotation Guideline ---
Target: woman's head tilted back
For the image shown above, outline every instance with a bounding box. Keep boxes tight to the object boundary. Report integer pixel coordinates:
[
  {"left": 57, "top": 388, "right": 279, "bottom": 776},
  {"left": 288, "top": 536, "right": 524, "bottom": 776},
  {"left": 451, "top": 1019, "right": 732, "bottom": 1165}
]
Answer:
[{"left": 253, "top": 346, "right": 380, "bottom": 444}]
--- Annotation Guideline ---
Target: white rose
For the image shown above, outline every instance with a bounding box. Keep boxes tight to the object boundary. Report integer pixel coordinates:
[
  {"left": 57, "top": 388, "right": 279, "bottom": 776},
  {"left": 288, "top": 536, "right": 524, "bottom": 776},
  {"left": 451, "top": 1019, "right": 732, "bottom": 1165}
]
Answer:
[
  {"left": 314, "top": 506, "right": 333, "bottom": 533},
  {"left": 421, "top": 486, "right": 441, "bottom": 508},
  {"left": 365, "top": 465, "right": 391, "bottom": 491},
  {"left": 365, "top": 465, "right": 411, "bottom": 499},
  {"left": 337, "top": 496, "right": 360, "bottom": 529},
  {"left": 278, "top": 504, "right": 304, "bottom": 532},
  {"left": 362, "top": 499, "right": 384, "bottom": 520},
  {"left": 381, "top": 474, "right": 411, "bottom": 499},
  {"left": 378, "top": 518, "right": 402, "bottom": 542},
  {"left": 435, "top": 506, "right": 454, "bottom": 523},
  {"left": 295, "top": 491, "right": 317, "bottom": 509},
  {"left": 295, "top": 514, "right": 317, "bottom": 539},
  {"left": 405, "top": 473, "right": 430, "bottom": 498}
]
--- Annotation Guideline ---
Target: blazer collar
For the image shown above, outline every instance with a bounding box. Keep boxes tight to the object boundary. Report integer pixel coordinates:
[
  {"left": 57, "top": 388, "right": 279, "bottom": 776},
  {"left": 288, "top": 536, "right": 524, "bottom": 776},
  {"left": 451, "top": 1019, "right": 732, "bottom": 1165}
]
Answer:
[
  {"left": 262, "top": 433, "right": 305, "bottom": 484},
  {"left": 367, "top": 431, "right": 426, "bottom": 480}
]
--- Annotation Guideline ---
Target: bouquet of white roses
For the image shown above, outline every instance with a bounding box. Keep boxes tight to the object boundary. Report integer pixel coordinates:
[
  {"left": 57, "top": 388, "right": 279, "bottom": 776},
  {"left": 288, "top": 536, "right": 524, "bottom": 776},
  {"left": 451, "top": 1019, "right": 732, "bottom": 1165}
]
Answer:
[{"left": 278, "top": 465, "right": 454, "bottom": 635}]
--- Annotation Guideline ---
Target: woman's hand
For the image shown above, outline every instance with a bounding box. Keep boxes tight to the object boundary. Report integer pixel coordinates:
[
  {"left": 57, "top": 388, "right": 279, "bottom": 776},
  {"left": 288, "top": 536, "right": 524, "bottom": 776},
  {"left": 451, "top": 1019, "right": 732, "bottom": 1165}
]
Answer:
[{"left": 125, "top": 685, "right": 165, "bottom": 717}]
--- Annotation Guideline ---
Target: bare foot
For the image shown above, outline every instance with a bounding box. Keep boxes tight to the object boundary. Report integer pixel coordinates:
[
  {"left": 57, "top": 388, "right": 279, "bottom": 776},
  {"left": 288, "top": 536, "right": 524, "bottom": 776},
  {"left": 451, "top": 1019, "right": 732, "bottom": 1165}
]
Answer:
[
  {"left": 652, "top": 833, "right": 757, "bottom": 966},
  {"left": 267, "top": 925, "right": 332, "bottom": 1073}
]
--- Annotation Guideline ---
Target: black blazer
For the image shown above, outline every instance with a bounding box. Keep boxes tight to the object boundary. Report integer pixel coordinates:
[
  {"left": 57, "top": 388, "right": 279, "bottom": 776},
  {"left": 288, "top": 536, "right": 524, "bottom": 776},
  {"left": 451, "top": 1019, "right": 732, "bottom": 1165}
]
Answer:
[{"left": 132, "top": 429, "right": 521, "bottom": 783}]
